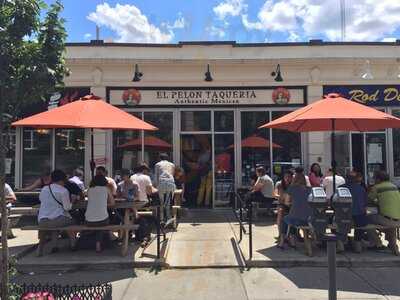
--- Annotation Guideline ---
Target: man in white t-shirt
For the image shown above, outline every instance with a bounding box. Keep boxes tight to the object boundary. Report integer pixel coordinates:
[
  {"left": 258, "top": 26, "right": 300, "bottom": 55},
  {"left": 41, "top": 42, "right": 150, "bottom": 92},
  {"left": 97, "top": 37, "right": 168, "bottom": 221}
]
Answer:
[
  {"left": 154, "top": 153, "right": 175, "bottom": 222},
  {"left": 130, "top": 164, "right": 157, "bottom": 203},
  {"left": 247, "top": 166, "right": 276, "bottom": 207},
  {"left": 3, "top": 183, "right": 17, "bottom": 239},
  {"left": 69, "top": 168, "right": 85, "bottom": 191},
  {"left": 323, "top": 168, "right": 346, "bottom": 200}
]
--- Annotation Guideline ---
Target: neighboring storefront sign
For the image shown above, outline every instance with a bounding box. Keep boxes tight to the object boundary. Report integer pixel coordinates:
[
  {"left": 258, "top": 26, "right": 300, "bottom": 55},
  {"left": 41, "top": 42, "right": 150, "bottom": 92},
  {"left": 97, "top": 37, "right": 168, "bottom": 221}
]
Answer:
[
  {"left": 48, "top": 87, "right": 91, "bottom": 110},
  {"left": 108, "top": 86, "right": 306, "bottom": 106},
  {"left": 324, "top": 85, "right": 400, "bottom": 106}
]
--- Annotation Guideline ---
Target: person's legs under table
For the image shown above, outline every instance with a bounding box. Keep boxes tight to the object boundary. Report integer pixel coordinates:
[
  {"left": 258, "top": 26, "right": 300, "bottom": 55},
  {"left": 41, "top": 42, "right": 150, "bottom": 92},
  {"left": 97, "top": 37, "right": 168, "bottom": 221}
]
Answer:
[{"left": 86, "top": 218, "right": 110, "bottom": 252}]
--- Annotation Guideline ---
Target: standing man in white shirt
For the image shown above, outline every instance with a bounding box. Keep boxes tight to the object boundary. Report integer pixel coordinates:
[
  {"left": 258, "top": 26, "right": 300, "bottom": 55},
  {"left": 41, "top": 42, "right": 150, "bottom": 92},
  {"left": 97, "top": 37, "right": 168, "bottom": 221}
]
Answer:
[
  {"left": 130, "top": 163, "right": 157, "bottom": 203},
  {"left": 38, "top": 170, "right": 77, "bottom": 252},
  {"left": 3, "top": 183, "right": 17, "bottom": 239},
  {"left": 322, "top": 168, "right": 346, "bottom": 200},
  {"left": 154, "top": 153, "right": 175, "bottom": 223}
]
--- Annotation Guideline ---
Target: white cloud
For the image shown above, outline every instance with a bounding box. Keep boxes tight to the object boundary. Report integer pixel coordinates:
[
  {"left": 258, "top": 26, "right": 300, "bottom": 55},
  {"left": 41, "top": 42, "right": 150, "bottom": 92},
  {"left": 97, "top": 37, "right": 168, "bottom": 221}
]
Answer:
[
  {"left": 84, "top": 33, "right": 92, "bottom": 40},
  {"left": 162, "top": 14, "right": 186, "bottom": 30},
  {"left": 213, "top": 0, "right": 247, "bottom": 20},
  {"left": 242, "top": 0, "right": 400, "bottom": 41},
  {"left": 207, "top": 25, "right": 226, "bottom": 38},
  {"left": 87, "top": 3, "right": 173, "bottom": 43},
  {"left": 382, "top": 37, "right": 397, "bottom": 42}
]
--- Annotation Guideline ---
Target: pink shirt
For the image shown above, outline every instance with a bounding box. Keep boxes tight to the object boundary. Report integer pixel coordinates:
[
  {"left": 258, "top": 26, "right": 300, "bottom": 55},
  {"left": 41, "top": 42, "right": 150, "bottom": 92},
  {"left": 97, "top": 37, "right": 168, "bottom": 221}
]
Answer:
[{"left": 309, "top": 172, "right": 322, "bottom": 187}]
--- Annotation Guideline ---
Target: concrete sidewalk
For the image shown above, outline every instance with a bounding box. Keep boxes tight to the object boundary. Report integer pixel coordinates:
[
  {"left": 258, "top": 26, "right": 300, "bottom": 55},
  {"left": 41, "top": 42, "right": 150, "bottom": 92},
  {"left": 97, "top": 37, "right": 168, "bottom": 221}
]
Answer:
[{"left": 14, "top": 267, "right": 400, "bottom": 300}]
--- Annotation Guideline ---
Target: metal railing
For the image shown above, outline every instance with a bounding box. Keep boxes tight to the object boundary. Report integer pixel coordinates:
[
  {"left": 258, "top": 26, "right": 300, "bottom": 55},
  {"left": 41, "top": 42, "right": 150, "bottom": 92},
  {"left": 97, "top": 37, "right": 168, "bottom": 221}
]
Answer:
[{"left": 232, "top": 191, "right": 253, "bottom": 260}]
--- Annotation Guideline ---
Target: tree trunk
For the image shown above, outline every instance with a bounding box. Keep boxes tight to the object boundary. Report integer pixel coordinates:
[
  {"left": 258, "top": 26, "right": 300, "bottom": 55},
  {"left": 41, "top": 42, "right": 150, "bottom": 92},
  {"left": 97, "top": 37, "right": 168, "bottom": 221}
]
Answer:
[{"left": 0, "top": 88, "right": 9, "bottom": 300}]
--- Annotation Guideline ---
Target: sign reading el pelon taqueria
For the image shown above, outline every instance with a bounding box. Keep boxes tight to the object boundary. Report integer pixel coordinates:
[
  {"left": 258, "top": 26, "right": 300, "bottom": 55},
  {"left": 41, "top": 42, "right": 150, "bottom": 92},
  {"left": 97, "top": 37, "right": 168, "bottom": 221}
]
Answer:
[
  {"left": 108, "top": 86, "right": 305, "bottom": 106},
  {"left": 323, "top": 85, "right": 400, "bottom": 106}
]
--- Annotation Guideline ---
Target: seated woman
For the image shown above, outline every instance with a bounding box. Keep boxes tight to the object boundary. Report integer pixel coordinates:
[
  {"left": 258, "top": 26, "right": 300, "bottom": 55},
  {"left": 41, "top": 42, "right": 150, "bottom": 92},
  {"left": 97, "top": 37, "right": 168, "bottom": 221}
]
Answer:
[
  {"left": 275, "top": 169, "right": 294, "bottom": 239},
  {"left": 85, "top": 175, "right": 115, "bottom": 253},
  {"left": 38, "top": 170, "right": 77, "bottom": 252},
  {"left": 278, "top": 172, "right": 312, "bottom": 248}
]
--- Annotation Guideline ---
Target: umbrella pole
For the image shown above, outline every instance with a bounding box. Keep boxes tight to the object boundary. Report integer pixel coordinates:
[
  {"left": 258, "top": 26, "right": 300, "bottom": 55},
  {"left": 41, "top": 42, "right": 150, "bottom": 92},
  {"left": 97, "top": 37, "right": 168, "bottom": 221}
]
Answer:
[
  {"left": 90, "top": 128, "right": 95, "bottom": 179},
  {"left": 331, "top": 119, "right": 336, "bottom": 200},
  {"left": 329, "top": 118, "right": 337, "bottom": 300}
]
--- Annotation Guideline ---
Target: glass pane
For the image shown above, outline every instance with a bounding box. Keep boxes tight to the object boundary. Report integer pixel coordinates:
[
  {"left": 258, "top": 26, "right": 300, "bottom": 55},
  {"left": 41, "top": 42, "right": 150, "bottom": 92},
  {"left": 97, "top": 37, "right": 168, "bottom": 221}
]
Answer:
[
  {"left": 214, "top": 111, "right": 234, "bottom": 132},
  {"left": 366, "top": 133, "right": 386, "bottom": 184},
  {"left": 22, "top": 128, "right": 51, "bottom": 187},
  {"left": 181, "top": 134, "right": 212, "bottom": 208},
  {"left": 351, "top": 133, "right": 364, "bottom": 175},
  {"left": 272, "top": 111, "right": 301, "bottom": 182},
  {"left": 55, "top": 129, "right": 85, "bottom": 176},
  {"left": 214, "top": 134, "right": 235, "bottom": 208},
  {"left": 333, "top": 132, "right": 350, "bottom": 176},
  {"left": 240, "top": 111, "right": 270, "bottom": 187},
  {"left": 144, "top": 112, "right": 173, "bottom": 178},
  {"left": 393, "top": 110, "right": 400, "bottom": 177},
  {"left": 181, "top": 111, "right": 211, "bottom": 131},
  {"left": 4, "top": 129, "right": 16, "bottom": 187},
  {"left": 113, "top": 112, "right": 142, "bottom": 179}
]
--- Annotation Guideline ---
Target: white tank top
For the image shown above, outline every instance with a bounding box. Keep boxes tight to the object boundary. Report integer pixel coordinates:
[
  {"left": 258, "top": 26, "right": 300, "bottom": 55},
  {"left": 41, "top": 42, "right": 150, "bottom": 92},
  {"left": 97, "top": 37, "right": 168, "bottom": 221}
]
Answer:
[{"left": 85, "top": 186, "right": 109, "bottom": 222}]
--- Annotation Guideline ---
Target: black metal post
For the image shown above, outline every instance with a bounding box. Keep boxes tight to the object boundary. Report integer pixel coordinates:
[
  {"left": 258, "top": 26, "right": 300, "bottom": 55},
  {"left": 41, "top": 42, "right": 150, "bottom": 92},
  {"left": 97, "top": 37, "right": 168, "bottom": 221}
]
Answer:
[
  {"left": 331, "top": 119, "right": 336, "bottom": 201},
  {"left": 239, "top": 195, "right": 243, "bottom": 242},
  {"left": 325, "top": 233, "right": 337, "bottom": 300},
  {"left": 248, "top": 201, "right": 253, "bottom": 260},
  {"left": 90, "top": 128, "right": 95, "bottom": 179},
  {"left": 156, "top": 205, "right": 161, "bottom": 259}
]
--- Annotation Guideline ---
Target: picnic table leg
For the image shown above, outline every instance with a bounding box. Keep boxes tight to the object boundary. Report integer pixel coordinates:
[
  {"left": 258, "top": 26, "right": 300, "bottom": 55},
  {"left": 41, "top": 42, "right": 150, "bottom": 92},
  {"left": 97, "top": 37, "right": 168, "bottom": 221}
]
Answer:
[
  {"left": 36, "top": 230, "right": 46, "bottom": 257},
  {"left": 121, "top": 209, "right": 131, "bottom": 257},
  {"left": 303, "top": 229, "right": 313, "bottom": 257}
]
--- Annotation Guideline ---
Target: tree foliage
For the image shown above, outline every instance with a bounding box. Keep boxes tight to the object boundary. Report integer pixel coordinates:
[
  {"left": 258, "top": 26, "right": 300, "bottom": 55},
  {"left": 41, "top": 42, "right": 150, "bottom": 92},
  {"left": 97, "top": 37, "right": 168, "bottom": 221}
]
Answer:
[{"left": 0, "top": 1, "right": 68, "bottom": 298}]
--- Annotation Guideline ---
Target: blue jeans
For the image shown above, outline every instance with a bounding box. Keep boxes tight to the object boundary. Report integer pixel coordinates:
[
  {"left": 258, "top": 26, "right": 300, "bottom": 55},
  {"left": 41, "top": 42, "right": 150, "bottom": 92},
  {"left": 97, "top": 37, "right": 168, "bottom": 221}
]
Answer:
[{"left": 281, "top": 215, "right": 308, "bottom": 236}]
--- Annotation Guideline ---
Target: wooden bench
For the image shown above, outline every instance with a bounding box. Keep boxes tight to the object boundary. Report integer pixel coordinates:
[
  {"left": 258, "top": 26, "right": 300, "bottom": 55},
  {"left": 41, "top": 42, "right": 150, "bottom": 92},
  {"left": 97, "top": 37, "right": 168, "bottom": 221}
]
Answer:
[
  {"left": 295, "top": 224, "right": 400, "bottom": 257},
  {"left": 21, "top": 224, "right": 138, "bottom": 257}
]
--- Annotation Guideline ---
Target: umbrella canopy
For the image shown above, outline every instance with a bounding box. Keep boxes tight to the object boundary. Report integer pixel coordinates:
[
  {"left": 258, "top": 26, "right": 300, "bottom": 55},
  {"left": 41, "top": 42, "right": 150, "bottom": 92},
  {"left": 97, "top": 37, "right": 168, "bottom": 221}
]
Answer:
[
  {"left": 228, "top": 135, "right": 282, "bottom": 149},
  {"left": 260, "top": 93, "right": 400, "bottom": 132},
  {"left": 12, "top": 94, "right": 157, "bottom": 131},
  {"left": 118, "top": 135, "right": 172, "bottom": 150},
  {"left": 259, "top": 93, "right": 400, "bottom": 198}
]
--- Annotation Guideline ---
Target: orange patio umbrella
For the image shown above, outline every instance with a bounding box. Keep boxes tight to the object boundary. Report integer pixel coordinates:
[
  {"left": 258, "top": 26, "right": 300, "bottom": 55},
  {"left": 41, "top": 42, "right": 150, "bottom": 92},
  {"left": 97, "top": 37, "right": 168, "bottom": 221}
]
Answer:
[
  {"left": 12, "top": 94, "right": 157, "bottom": 177},
  {"left": 118, "top": 135, "right": 172, "bottom": 150},
  {"left": 259, "top": 93, "right": 400, "bottom": 194},
  {"left": 228, "top": 135, "right": 282, "bottom": 149}
]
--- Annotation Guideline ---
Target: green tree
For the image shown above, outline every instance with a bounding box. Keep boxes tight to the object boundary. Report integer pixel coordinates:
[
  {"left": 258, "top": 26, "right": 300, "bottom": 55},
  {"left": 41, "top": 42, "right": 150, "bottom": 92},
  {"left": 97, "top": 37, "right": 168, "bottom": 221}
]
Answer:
[{"left": 0, "top": 1, "right": 68, "bottom": 298}]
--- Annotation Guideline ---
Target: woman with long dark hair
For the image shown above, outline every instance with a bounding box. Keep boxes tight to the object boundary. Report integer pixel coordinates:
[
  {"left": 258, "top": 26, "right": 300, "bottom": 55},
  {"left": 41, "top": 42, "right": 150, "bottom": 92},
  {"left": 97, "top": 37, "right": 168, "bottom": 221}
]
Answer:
[
  {"left": 309, "top": 163, "right": 323, "bottom": 187},
  {"left": 275, "top": 169, "right": 294, "bottom": 238}
]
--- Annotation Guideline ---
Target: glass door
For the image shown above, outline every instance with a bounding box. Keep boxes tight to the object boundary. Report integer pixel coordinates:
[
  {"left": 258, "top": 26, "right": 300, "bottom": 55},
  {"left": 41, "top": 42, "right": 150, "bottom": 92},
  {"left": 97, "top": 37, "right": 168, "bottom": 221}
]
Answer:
[{"left": 366, "top": 133, "right": 386, "bottom": 184}]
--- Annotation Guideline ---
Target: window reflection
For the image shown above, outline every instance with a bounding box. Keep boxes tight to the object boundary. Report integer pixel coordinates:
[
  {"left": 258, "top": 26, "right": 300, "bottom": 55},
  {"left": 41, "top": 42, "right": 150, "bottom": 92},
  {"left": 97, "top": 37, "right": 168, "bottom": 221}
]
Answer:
[
  {"left": 23, "top": 128, "right": 51, "bottom": 186},
  {"left": 144, "top": 112, "right": 173, "bottom": 175},
  {"left": 334, "top": 132, "right": 350, "bottom": 176},
  {"left": 272, "top": 111, "right": 301, "bottom": 181},
  {"left": 181, "top": 111, "right": 211, "bottom": 131},
  {"left": 393, "top": 110, "right": 400, "bottom": 177},
  {"left": 55, "top": 129, "right": 85, "bottom": 176},
  {"left": 240, "top": 111, "right": 270, "bottom": 187},
  {"left": 113, "top": 112, "right": 142, "bottom": 177},
  {"left": 214, "top": 111, "right": 234, "bottom": 132}
]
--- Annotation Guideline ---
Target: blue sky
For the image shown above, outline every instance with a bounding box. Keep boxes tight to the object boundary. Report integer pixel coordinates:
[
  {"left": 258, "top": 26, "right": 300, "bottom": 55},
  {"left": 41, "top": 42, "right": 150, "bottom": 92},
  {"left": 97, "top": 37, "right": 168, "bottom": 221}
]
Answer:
[{"left": 44, "top": 0, "right": 400, "bottom": 43}]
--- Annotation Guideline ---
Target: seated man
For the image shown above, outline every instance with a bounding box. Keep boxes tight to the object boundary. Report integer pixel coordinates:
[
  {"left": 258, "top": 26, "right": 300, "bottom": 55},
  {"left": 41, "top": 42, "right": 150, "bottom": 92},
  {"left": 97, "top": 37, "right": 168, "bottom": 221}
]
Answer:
[
  {"left": 117, "top": 169, "right": 139, "bottom": 201},
  {"left": 368, "top": 171, "right": 400, "bottom": 256},
  {"left": 2, "top": 183, "right": 17, "bottom": 239},
  {"left": 131, "top": 163, "right": 157, "bottom": 203},
  {"left": 38, "top": 170, "right": 77, "bottom": 252},
  {"left": 96, "top": 166, "right": 117, "bottom": 196},
  {"left": 246, "top": 166, "right": 275, "bottom": 207},
  {"left": 342, "top": 171, "right": 382, "bottom": 252},
  {"left": 69, "top": 168, "right": 85, "bottom": 191}
]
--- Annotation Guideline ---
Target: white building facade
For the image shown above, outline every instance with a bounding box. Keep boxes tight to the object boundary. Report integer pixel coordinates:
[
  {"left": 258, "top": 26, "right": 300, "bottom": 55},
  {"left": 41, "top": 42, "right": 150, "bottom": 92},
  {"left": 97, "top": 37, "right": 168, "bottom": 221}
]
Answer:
[{"left": 13, "top": 40, "right": 400, "bottom": 208}]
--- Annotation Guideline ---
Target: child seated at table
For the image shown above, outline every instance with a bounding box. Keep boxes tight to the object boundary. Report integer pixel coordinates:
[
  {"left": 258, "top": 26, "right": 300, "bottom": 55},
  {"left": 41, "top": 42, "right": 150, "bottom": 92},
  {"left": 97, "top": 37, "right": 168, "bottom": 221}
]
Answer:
[{"left": 85, "top": 175, "right": 115, "bottom": 253}]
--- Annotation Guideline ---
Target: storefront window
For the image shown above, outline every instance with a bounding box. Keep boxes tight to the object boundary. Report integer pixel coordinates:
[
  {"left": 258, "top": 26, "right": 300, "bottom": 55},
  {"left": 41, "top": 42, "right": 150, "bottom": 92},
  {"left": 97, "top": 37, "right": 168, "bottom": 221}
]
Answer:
[
  {"left": 181, "top": 111, "right": 211, "bottom": 131},
  {"left": 55, "top": 129, "right": 85, "bottom": 176},
  {"left": 334, "top": 132, "right": 350, "bottom": 176},
  {"left": 22, "top": 128, "right": 51, "bottom": 186},
  {"left": 240, "top": 111, "right": 270, "bottom": 187},
  {"left": 143, "top": 112, "right": 173, "bottom": 174},
  {"left": 4, "top": 129, "right": 16, "bottom": 187},
  {"left": 272, "top": 111, "right": 301, "bottom": 181},
  {"left": 214, "top": 111, "right": 234, "bottom": 132},
  {"left": 113, "top": 112, "right": 142, "bottom": 177},
  {"left": 392, "top": 110, "right": 400, "bottom": 177}
]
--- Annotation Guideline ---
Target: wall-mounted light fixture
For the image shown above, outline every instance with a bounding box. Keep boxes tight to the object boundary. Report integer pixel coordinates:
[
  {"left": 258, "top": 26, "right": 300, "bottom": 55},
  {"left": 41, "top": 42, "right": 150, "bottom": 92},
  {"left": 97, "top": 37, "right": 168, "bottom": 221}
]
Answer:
[
  {"left": 204, "top": 64, "right": 213, "bottom": 82},
  {"left": 132, "top": 64, "right": 143, "bottom": 82},
  {"left": 271, "top": 64, "right": 283, "bottom": 82},
  {"left": 361, "top": 60, "right": 373, "bottom": 80}
]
